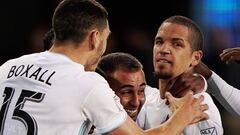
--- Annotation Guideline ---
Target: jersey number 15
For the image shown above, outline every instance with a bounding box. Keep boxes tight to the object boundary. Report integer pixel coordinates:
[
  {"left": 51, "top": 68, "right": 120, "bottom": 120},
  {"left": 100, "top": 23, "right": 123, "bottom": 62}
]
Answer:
[{"left": 0, "top": 87, "right": 45, "bottom": 135}]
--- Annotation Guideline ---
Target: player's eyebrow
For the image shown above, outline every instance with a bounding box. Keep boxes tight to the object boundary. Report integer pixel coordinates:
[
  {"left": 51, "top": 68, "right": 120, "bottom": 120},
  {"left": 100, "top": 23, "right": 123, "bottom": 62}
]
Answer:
[
  {"left": 155, "top": 36, "right": 162, "bottom": 41},
  {"left": 120, "top": 85, "right": 134, "bottom": 89},
  {"left": 171, "top": 38, "right": 184, "bottom": 42},
  {"left": 140, "top": 83, "right": 146, "bottom": 87}
]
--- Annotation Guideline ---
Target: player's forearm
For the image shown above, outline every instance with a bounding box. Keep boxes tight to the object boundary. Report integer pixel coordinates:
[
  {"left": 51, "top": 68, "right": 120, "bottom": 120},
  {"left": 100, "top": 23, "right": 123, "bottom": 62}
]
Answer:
[
  {"left": 108, "top": 116, "right": 185, "bottom": 135},
  {"left": 208, "top": 71, "right": 240, "bottom": 116}
]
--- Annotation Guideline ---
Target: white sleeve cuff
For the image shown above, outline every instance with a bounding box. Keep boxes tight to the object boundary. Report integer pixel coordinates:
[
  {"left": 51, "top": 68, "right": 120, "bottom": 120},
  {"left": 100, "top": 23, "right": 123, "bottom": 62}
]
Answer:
[{"left": 193, "top": 73, "right": 207, "bottom": 92}]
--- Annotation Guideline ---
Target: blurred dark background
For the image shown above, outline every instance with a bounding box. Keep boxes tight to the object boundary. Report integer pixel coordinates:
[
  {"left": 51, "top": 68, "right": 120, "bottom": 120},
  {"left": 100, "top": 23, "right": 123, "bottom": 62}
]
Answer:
[{"left": 0, "top": 0, "right": 240, "bottom": 134}]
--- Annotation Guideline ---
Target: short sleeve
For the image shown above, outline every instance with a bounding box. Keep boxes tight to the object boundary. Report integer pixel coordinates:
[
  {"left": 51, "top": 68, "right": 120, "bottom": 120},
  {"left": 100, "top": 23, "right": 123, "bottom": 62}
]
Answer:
[{"left": 82, "top": 82, "right": 127, "bottom": 134}]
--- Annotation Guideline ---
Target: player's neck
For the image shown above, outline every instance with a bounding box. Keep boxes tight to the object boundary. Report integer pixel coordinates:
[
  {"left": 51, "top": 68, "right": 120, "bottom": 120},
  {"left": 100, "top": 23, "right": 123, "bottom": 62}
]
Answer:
[
  {"left": 159, "top": 78, "right": 177, "bottom": 99},
  {"left": 49, "top": 43, "right": 91, "bottom": 67}
]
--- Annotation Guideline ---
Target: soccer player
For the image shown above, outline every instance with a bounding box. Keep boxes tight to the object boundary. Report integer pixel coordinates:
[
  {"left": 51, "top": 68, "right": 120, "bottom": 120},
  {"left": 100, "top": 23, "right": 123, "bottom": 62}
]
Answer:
[
  {"left": 0, "top": 0, "right": 208, "bottom": 135},
  {"left": 97, "top": 52, "right": 146, "bottom": 122},
  {"left": 96, "top": 52, "right": 208, "bottom": 132},
  {"left": 137, "top": 15, "right": 223, "bottom": 135}
]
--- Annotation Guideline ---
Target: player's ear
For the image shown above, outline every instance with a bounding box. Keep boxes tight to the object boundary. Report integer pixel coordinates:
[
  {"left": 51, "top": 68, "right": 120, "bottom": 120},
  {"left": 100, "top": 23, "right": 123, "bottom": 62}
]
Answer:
[
  {"left": 88, "top": 29, "right": 100, "bottom": 51},
  {"left": 190, "top": 50, "right": 203, "bottom": 67}
]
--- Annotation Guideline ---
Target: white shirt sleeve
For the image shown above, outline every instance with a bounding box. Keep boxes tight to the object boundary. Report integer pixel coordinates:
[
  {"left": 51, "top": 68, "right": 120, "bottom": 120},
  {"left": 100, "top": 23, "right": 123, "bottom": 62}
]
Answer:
[
  {"left": 197, "top": 73, "right": 207, "bottom": 92},
  {"left": 183, "top": 92, "right": 223, "bottom": 135},
  {"left": 136, "top": 85, "right": 158, "bottom": 129},
  {"left": 82, "top": 82, "right": 127, "bottom": 134},
  {"left": 136, "top": 105, "right": 146, "bottom": 129},
  {"left": 207, "top": 71, "right": 240, "bottom": 117}
]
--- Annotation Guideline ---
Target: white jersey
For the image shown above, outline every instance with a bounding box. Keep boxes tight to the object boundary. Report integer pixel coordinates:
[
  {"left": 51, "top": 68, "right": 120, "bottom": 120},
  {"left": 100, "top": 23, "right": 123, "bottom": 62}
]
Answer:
[
  {"left": 208, "top": 71, "right": 240, "bottom": 117},
  {"left": 137, "top": 85, "right": 223, "bottom": 135},
  {"left": 0, "top": 51, "right": 127, "bottom": 135}
]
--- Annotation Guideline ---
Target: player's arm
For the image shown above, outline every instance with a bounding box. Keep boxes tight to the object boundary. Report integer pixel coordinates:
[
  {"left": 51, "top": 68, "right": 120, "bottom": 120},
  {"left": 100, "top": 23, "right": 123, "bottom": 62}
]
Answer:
[
  {"left": 163, "top": 66, "right": 223, "bottom": 134},
  {"left": 194, "top": 61, "right": 240, "bottom": 117},
  {"left": 107, "top": 92, "right": 208, "bottom": 135},
  {"left": 208, "top": 71, "right": 240, "bottom": 117},
  {"left": 167, "top": 72, "right": 207, "bottom": 98}
]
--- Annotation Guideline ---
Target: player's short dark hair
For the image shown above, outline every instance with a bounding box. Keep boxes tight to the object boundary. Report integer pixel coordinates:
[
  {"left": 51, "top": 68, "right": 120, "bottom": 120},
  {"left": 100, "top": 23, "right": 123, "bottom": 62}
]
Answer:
[
  {"left": 52, "top": 0, "right": 108, "bottom": 45},
  {"left": 163, "top": 15, "right": 204, "bottom": 51},
  {"left": 43, "top": 28, "right": 54, "bottom": 51},
  {"left": 97, "top": 52, "right": 143, "bottom": 78}
]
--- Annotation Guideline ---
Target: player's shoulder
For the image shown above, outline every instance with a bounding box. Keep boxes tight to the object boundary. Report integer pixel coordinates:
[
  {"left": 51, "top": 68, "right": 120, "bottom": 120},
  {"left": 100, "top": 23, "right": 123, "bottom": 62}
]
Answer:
[
  {"left": 80, "top": 71, "right": 107, "bottom": 84},
  {"left": 144, "top": 85, "right": 165, "bottom": 104},
  {"left": 74, "top": 71, "right": 111, "bottom": 97},
  {"left": 3, "top": 53, "right": 40, "bottom": 65},
  {"left": 0, "top": 53, "right": 37, "bottom": 70},
  {"left": 145, "top": 85, "right": 159, "bottom": 97}
]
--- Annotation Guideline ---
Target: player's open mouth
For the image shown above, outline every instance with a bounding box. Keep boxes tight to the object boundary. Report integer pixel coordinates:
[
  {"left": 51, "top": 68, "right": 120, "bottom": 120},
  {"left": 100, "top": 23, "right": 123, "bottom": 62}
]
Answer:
[{"left": 125, "top": 109, "right": 138, "bottom": 114}]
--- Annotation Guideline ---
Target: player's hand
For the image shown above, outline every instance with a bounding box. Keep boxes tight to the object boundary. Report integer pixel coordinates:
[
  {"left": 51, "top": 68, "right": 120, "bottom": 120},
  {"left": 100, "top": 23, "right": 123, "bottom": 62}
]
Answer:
[
  {"left": 167, "top": 73, "right": 205, "bottom": 98},
  {"left": 194, "top": 61, "right": 212, "bottom": 79},
  {"left": 220, "top": 47, "right": 240, "bottom": 64},
  {"left": 165, "top": 91, "right": 209, "bottom": 124}
]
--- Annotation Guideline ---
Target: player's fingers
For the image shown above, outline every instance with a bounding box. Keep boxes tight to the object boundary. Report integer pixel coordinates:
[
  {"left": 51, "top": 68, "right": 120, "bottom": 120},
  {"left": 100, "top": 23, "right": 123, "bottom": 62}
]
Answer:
[
  {"left": 168, "top": 83, "right": 189, "bottom": 98},
  {"left": 166, "top": 77, "right": 184, "bottom": 91},
  {"left": 191, "top": 104, "right": 209, "bottom": 124},
  {"left": 192, "top": 113, "right": 209, "bottom": 124},
  {"left": 220, "top": 48, "right": 234, "bottom": 56},
  {"left": 220, "top": 50, "right": 239, "bottom": 63},
  {"left": 200, "top": 112, "right": 209, "bottom": 121},
  {"left": 222, "top": 47, "right": 240, "bottom": 53},
  {"left": 186, "top": 81, "right": 204, "bottom": 94},
  {"left": 183, "top": 90, "right": 194, "bottom": 103},
  {"left": 181, "top": 74, "right": 204, "bottom": 94},
  {"left": 219, "top": 50, "right": 227, "bottom": 58},
  {"left": 165, "top": 92, "right": 175, "bottom": 104},
  {"left": 223, "top": 48, "right": 234, "bottom": 52},
  {"left": 200, "top": 104, "right": 209, "bottom": 112},
  {"left": 220, "top": 51, "right": 232, "bottom": 63},
  {"left": 226, "top": 56, "right": 235, "bottom": 64},
  {"left": 172, "top": 88, "right": 191, "bottom": 98},
  {"left": 194, "top": 95, "right": 204, "bottom": 105},
  {"left": 168, "top": 75, "right": 193, "bottom": 97}
]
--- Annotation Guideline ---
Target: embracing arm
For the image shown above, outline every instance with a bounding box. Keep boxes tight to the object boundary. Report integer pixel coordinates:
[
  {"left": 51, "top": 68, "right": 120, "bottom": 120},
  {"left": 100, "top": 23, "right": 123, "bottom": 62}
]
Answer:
[
  {"left": 107, "top": 92, "right": 208, "bottom": 135},
  {"left": 208, "top": 71, "right": 240, "bottom": 117},
  {"left": 194, "top": 61, "right": 240, "bottom": 117}
]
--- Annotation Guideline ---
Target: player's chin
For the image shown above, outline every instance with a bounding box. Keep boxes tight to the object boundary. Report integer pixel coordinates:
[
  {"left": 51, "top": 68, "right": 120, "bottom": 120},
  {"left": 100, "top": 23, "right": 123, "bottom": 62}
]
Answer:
[
  {"left": 126, "top": 110, "right": 138, "bottom": 121},
  {"left": 130, "top": 115, "right": 138, "bottom": 121},
  {"left": 154, "top": 70, "right": 173, "bottom": 80},
  {"left": 155, "top": 64, "right": 171, "bottom": 72},
  {"left": 155, "top": 62, "right": 172, "bottom": 68}
]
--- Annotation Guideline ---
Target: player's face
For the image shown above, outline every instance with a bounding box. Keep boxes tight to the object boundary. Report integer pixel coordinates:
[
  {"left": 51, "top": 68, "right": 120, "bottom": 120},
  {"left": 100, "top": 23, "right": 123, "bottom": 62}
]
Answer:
[
  {"left": 109, "top": 69, "right": 146, "bottom": 121},
  {"left": 98, "top": 21, "right": 111, "bottom": 57},
  {"left": 86, "top": 21, "right": 111, "bottom": 71},
  {"left": 153, "top": 22, "right": 196, "bottom": 80}
]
